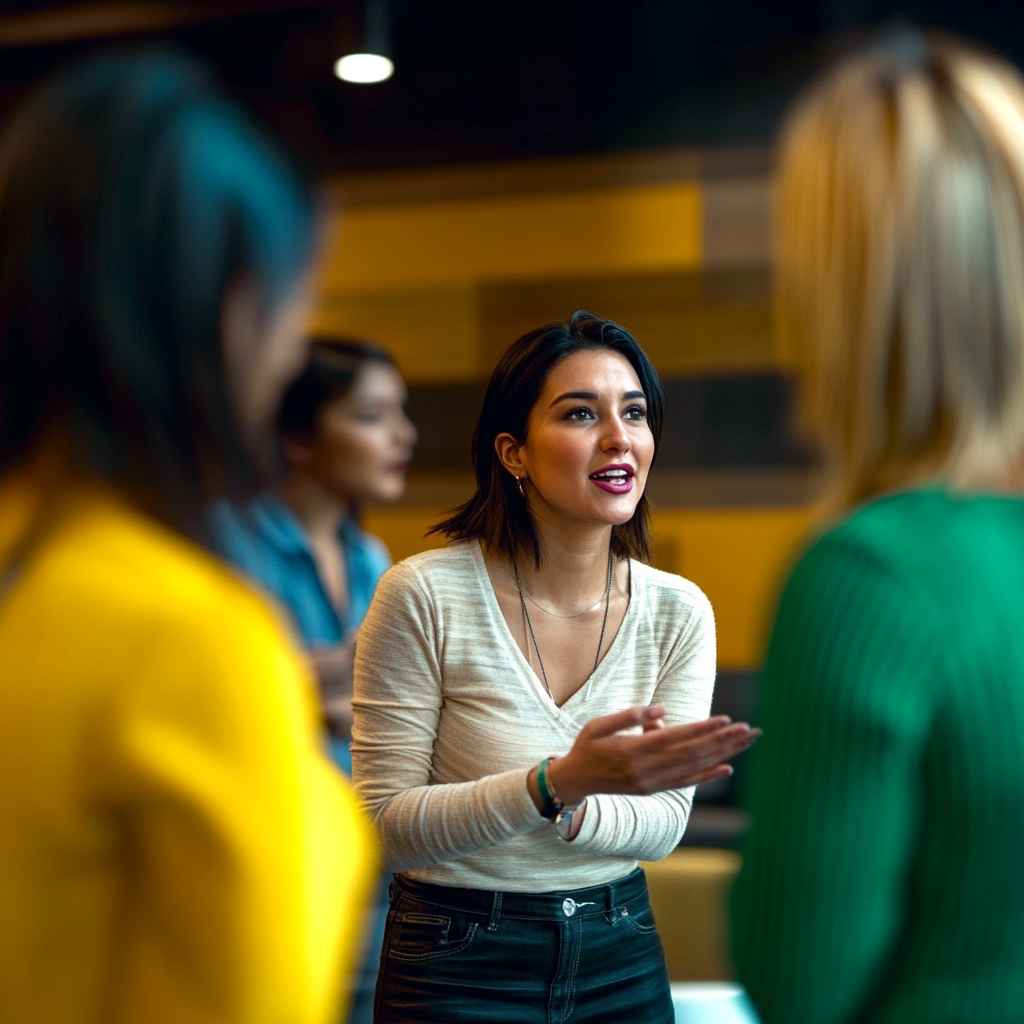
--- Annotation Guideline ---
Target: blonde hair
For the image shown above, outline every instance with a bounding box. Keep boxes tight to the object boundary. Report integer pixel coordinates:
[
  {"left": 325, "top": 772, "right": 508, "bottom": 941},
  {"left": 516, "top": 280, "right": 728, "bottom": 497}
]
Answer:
[{"left": 779, "top": 31, "right": 1024, "bottom": 509}]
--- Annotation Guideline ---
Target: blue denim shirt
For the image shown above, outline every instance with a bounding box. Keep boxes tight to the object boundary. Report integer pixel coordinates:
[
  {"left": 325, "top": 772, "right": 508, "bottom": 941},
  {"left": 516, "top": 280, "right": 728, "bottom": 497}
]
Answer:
[{"left": 210, "top": 497, "right": 391, "bottom": 773}]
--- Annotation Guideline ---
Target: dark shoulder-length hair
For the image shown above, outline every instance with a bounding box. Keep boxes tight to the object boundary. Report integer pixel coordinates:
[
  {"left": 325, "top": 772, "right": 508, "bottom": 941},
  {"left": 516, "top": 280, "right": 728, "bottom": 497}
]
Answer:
[
  {"left": 277, "top": 335, "right": 397, "bottom": 442},
  {"left": 0, "top": 50, "right": 315, "bottom": 539},
  {"left": 430, "top": 309, "right": 664, "bottom": 566}
]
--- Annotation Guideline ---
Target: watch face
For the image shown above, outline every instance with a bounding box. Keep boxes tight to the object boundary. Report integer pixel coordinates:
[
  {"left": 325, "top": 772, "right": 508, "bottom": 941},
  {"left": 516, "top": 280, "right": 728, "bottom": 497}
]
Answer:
[{"left": 554, "top": 806, "right": 577, "bottom": 840}]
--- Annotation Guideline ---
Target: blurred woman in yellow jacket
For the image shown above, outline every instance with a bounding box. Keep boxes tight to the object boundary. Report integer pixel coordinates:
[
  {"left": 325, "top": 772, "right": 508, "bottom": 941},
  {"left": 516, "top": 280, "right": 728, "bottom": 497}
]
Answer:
[{"left": 0, "top": 53, "right": 375, "bottom": 1023}]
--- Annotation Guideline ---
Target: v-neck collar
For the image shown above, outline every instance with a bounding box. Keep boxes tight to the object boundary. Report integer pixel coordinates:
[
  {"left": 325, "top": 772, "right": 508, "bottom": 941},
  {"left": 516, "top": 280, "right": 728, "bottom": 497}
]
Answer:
[{"left": 469, "top": 540, "right": 637, "bottom": 717}]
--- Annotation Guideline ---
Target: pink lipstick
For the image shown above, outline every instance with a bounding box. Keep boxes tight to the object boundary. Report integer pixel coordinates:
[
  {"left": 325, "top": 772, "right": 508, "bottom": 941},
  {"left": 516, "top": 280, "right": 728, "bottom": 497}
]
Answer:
[{"left": 589, "top": 463, "right": 635, "bottom": 494}]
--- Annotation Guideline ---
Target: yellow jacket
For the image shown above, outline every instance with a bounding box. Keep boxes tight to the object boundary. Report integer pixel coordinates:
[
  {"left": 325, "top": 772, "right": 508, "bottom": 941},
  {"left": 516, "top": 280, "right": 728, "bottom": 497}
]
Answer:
[{"left": 0, "top": 479, "right": 377, "bottom": 1023}]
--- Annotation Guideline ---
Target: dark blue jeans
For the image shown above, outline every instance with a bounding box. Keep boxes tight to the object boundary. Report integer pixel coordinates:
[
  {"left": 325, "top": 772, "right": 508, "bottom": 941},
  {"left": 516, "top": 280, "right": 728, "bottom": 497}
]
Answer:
[{"left": 373, "top": 868, "right": 673, "bottom": 1023}]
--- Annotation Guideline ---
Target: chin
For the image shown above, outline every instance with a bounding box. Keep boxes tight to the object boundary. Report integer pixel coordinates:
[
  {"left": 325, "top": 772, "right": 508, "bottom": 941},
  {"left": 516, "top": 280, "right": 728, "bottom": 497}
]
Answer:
[
  {"left": 369, "top": 480, "right": 406, "bottom": 504},
  {"left": 594, "top": 500, "right": 641, "bottom": 527},
  {"left": 608, "top": 511, "right": 639, "bottom": 528}
]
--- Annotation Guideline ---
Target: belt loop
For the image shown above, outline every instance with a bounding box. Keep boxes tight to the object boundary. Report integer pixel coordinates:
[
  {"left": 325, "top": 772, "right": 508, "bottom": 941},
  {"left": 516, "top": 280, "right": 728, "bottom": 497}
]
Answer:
[
  {"left": 487, "top": 891, "right": 503, "bottom": 932},
  {"left": 602, "top": 881, "right": 617, "bottom": 924}
]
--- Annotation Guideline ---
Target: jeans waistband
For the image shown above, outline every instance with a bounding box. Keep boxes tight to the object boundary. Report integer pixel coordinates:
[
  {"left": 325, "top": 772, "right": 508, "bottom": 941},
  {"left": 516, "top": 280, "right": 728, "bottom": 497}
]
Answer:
[{"left": 390, "top": 867, "right": 649, "bottom": 925}]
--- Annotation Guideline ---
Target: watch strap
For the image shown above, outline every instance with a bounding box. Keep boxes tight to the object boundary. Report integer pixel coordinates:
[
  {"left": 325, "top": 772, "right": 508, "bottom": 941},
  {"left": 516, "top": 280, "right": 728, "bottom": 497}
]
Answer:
[{"left": 536, "top": 756, "right": 564, "bottom": 820}]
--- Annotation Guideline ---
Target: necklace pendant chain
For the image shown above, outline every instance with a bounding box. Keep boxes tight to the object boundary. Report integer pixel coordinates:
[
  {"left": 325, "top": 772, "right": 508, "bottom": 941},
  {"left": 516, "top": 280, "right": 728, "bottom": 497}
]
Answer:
[{"left": 513, "top": 545, "right": 615, "bottom": 698}]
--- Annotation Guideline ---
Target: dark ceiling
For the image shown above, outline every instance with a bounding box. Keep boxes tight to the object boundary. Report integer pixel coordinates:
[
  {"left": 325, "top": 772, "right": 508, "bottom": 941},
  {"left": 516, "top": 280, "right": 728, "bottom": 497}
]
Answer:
[{"left": 4, "top": 1, "right": 1024, "bottom": 176}]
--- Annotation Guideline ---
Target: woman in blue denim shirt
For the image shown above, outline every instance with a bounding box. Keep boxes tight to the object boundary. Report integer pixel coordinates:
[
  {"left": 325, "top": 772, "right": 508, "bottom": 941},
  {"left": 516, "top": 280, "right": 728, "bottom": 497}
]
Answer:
[{"left": 212, "top": 335, "right": 416, "bottom": 1023}]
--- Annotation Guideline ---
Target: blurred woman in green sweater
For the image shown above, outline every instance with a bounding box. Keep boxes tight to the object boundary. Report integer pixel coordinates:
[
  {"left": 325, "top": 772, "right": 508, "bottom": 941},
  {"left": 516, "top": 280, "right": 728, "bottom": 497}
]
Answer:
[{"left": 730, "top": 30, "right": 1024, "bottom": 1024}]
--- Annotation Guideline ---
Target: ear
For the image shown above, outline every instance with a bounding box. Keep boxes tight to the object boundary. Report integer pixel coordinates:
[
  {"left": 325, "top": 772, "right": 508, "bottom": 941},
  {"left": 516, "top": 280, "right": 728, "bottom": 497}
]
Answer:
[{"left": 494, "top": 432, "right": 527, "bottom": 480}]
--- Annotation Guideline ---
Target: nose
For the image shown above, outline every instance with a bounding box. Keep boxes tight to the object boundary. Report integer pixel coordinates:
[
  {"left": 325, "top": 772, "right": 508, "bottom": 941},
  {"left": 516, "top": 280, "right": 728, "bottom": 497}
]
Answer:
[
  {"left": 400, "top": 411, "right": 418, "bottom": 448},
  {"left": 599, "top": 415, "right": 631, "bottom": 455}
]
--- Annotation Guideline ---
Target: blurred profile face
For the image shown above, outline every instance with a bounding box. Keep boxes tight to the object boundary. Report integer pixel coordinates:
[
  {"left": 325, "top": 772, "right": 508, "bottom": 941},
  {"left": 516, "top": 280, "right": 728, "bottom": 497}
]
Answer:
[
  {"left": 514, "top": 348, "right": 655, "bottom": 529},
  {"left": 224, "top": 275, "right": 313, "bottom": 444},
  {"left": 294, "top": 362, "right": 417, "bottom": 504}
]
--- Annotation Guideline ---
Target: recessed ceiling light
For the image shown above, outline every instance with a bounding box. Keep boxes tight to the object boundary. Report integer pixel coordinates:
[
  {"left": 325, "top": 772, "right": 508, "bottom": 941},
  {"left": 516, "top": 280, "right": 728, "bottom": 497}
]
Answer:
[{"left": 334, "top": 52, "right": 394, "bottom": 85}]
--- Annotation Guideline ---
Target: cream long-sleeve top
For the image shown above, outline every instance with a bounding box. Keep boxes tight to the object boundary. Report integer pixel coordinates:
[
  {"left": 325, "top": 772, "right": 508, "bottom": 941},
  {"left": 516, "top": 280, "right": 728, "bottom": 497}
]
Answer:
[{"left": 352, "top": 541, "right": 716, "bottom": 892}]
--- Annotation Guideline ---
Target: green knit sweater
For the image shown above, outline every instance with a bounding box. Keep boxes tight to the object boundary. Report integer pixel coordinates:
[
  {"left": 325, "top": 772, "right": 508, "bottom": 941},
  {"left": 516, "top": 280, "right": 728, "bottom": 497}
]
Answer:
[{"left": 730, "top": 488, "right": 1024, "bottom": 1023}]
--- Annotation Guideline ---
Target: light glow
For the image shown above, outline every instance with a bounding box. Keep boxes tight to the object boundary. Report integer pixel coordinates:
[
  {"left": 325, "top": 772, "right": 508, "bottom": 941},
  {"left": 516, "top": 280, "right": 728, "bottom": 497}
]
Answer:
[{"left": 334, "top": 53, "right": 393, "bottom": 84}]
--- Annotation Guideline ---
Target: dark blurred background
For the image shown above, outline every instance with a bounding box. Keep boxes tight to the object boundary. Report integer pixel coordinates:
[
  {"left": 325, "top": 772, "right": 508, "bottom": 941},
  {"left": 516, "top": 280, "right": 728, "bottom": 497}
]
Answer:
[{"left": 4, "top": 2, "right": 1024, "bottom": 169}]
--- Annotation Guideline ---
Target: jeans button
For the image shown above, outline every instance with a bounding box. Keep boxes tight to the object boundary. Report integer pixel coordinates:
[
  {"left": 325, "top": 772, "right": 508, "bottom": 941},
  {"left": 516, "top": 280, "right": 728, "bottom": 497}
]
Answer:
[{"left": 562, "top": 898, "right": 577, "bottom": 917}]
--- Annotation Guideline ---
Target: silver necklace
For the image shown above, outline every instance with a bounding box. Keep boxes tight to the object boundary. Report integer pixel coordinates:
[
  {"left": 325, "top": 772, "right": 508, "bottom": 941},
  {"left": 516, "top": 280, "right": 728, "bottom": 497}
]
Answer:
[
  {"left": 512, "top": 546, "right": 613, "bottom": 697},
  {"left": 522, "top": 587, "right": 607, "bottom": 619}
]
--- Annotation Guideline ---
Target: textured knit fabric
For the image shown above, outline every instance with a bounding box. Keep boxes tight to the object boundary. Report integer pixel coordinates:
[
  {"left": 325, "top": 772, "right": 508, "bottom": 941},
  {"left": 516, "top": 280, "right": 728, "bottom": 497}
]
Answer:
[
  {"left": 352, "top": 540, "right": 716, "bottom": 892},
  {"left": 730, "top": 488, "right": 1024, "bottom": 1024},
  {"left": 0, "top": 479, "right": 377, "bottom": 1024},
  {"left": 211, "top": 496, "right": 392, "bottom": 1024}
]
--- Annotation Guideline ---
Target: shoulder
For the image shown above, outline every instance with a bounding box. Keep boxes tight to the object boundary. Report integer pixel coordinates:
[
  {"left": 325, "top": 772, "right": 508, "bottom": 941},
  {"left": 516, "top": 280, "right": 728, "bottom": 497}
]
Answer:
[
  {"left": 632, "top": 559, "right": 714, "bottom": 625},
  {"left": 361, "top": 531, "right": 391, "bottom": 571},
  {"left": 342, "top": 518, "right": 391, "bottom": 570},
  {"left": 362, "top": 542, "right": 476, "bottom": 618},
  {"left": 68, "top": 498, "right": 296, "bottom": 660},
  {"left": 630, "top": 561, "right": 715, "bottom": 668},
  {"left": 18, "top": 493, "right": 312, "bottom": 741},
  {"left": 389, "top": 541, "right": 479, "bottom": 590},
  {"left": 207, "top": 497, "right": 288, "bottom": 579},
  {"left": 769, "top": 491, "right": 957, "bottom": 668},
  {"left": 788, "top": 489, "right": 954, "bottom": 594}
]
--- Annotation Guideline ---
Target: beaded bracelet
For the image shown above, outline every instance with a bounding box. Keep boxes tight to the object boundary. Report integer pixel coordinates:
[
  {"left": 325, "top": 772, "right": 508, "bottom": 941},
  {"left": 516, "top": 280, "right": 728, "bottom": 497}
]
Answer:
[{"left": 536, "top": 756, "right": 565, "bottom": 820}]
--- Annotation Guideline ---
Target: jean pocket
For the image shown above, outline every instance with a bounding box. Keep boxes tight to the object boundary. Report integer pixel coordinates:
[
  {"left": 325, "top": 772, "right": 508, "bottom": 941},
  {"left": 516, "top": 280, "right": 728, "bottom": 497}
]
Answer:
[
  {"left": 620, "top": 902, "right": 659, "bottom": 935},
  {"left": 387, "top": 910, "right": 480, "bottom": 962}
]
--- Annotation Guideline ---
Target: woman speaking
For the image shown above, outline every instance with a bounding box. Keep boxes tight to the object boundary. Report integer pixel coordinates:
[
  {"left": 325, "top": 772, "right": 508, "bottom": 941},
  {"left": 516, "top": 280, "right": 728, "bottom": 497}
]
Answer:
[{"left": 353, "top": 310, "right": 758, "bottom": 1022}]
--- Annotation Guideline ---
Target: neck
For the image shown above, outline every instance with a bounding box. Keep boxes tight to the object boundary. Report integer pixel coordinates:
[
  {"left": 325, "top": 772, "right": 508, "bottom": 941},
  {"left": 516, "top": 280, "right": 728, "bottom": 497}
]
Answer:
[
  {"left": 277, "top": 472, "right": 349, "bottom": 541},
  {"left": 514, "top": 511, "right": 614, "bottom": 608}
]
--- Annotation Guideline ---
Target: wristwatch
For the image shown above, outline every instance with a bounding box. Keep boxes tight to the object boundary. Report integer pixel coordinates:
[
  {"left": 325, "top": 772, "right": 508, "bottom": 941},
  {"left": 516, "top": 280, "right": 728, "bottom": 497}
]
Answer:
[{"left": 554, "top": 800, "right": 585, "bottom": 842}]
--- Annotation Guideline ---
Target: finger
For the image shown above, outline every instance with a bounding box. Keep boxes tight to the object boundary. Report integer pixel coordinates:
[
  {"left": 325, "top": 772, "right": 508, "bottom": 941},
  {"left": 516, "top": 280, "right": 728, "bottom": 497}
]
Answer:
[
  {"left": 642, "top": 708, "right": 666, "bottom": 732},
  {"left": 632, "top": 716, "right": 734, "bottom": 751},
  {"left": 650, "top": 761, "right": 734, "bottom": 791},
  {"left": 584, "top": 706, "right": 648, "bottom": 738},
  {"left": 693, "top": 764, "right": 733, "bottom": 786},
  {"left": 685, "top": 724, "right": 760, "bottom": 763},
  {"left": 640, "top": 725, "right": 758, "bottom": 783},
  {"left": 670, "top": 726, "right": 762, "bottom": 777}
]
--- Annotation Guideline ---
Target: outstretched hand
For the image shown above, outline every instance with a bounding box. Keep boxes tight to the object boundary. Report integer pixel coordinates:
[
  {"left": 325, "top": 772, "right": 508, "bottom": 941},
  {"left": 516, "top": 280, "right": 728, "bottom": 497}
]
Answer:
[{"left": 548, "top": 705, "right": 760, "bottom": 806}]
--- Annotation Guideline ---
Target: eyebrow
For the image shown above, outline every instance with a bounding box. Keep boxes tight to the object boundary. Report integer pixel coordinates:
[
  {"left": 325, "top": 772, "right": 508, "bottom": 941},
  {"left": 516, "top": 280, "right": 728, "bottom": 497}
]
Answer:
[{"left": 549, "top": 389, "right": 646, "bottom": 407}]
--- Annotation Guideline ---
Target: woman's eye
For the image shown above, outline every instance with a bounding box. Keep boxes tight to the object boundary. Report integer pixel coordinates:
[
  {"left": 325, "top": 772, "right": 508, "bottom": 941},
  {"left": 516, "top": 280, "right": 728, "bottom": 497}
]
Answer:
[
  {"left": 565, "top": 406, "right": 596, "bottom": 421},
  {"left": 624, "top": 405, "right": 648, "bottom": 421}
]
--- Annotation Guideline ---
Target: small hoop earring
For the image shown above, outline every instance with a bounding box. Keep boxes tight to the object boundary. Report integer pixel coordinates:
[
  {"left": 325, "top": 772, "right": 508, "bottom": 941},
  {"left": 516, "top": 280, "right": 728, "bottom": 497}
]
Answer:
[{"left": 516, "top": 476, "right": 527, "bottom": 498}]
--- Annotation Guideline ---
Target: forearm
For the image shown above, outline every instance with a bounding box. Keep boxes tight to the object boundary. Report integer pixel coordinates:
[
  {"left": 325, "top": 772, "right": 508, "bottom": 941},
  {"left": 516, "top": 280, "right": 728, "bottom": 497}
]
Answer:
[
  {"left": 359, "top": 765, "right": 547, "bottom": 870},
  {"left": 570, "top": 788, "right": 692, "bottom": 860},
  {"left": 309, "top": 643, "right": 355, "bottom": 739}
]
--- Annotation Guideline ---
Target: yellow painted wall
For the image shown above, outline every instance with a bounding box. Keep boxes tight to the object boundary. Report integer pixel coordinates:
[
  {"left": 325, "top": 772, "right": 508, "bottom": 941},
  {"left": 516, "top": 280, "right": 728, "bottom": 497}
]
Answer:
[
  {"left": 314, "top": 180, "right": 706, "bottom": 380},
  {"left": 312, "top": 285, "right": 483, "bottom": 381},
  {"left": 319, "top": 182, "right": 702, "bottom": 293},
  {"left": 651, "top": 508, "right": 816, "bottom": 668}
]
